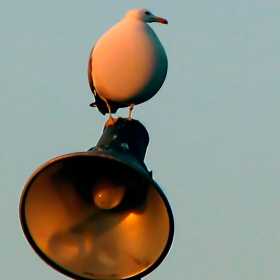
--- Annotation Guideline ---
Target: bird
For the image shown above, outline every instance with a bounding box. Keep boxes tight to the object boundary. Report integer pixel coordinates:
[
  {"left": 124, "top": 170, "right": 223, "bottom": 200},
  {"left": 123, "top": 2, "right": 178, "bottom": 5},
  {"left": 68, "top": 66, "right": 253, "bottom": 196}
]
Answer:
[{"left": 88, "top": 8, "right": 168, "bottom": 126}]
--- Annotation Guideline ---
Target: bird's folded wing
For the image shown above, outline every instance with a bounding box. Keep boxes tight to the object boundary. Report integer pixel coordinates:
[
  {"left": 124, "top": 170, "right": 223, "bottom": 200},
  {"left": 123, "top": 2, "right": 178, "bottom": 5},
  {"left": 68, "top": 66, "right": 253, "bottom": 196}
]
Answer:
[{"left": 88, "top": 46, "right": 96, "bottom": 95}]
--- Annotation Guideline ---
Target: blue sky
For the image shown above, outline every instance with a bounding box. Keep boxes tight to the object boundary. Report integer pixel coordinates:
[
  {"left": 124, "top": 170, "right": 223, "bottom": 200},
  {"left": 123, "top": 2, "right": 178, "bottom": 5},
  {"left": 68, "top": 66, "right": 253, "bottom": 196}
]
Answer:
[{"left": 1, "top": 1, "right": 280, "bottom": 279}]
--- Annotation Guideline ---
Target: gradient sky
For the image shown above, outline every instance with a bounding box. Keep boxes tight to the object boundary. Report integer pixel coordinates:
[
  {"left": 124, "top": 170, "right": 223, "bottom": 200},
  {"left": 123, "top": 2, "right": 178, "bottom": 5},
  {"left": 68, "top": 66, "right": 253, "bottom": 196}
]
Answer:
[{"left": 1, "top": 1, "right": 280, "bottom": 279}]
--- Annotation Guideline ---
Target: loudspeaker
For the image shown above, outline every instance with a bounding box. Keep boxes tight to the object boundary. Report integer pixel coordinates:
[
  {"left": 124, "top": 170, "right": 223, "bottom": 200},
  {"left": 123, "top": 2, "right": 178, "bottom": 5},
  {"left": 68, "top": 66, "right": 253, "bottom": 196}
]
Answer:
[{"left": 20, "top": 119, "right": 174, "bottom": 280}]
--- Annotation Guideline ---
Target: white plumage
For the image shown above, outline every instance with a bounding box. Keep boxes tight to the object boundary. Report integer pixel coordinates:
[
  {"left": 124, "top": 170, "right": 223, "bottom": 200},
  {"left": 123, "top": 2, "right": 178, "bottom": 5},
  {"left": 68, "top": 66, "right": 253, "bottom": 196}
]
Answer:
[{"left": 88, "top": 9, "right": 168, "bottom": 126}]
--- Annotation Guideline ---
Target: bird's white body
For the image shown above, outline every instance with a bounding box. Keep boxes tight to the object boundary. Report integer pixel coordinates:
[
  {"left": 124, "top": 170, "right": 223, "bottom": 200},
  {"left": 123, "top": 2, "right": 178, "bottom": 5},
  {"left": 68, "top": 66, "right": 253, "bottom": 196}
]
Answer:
[{"left": 90, "top": 12, "right": 168, "bottom": 106}]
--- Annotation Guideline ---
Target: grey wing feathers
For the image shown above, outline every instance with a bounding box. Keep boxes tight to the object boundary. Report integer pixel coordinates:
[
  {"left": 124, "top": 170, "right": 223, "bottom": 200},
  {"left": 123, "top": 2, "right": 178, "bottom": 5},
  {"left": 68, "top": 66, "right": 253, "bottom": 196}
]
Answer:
[{"left": 88, "top": 46, "right": 96, "bottom": 95}]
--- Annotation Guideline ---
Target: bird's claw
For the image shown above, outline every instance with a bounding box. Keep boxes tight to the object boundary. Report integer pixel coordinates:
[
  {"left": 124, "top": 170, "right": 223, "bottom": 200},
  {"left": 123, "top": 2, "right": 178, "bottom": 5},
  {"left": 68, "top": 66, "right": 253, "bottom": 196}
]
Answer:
[
  {"left": 127, "top": 104, "right": 135, "bottom": 121},
  {"left": 104, "top": 116, "right": 120, "bottom": 127},
  {"left": 105, "top": 117, "right": 115, "bottom": 127}
]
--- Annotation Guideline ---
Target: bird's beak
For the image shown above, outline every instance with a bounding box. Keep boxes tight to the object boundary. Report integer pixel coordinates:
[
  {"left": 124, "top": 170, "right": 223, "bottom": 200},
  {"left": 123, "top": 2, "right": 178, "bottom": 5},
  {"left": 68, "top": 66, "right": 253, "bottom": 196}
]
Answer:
[{"left": 153, "top": 16, "right": 168, "bottom": 24}]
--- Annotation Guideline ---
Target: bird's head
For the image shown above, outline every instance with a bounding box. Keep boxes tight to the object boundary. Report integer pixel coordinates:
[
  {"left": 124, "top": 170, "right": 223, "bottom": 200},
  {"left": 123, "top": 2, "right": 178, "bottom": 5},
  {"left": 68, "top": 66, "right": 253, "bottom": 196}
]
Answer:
[{"left": 125, "top": 9, "right": 168, "bottom": 24}]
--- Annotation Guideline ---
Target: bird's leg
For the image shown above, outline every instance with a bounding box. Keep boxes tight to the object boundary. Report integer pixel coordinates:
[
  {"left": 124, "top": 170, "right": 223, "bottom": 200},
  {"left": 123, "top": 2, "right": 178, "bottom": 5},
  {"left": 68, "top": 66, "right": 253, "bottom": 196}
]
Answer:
[
  {"left": 127, "top": 104, "right": 135, "bottom": 121},
  {"left": 104, "top": 101, "right": 115, "bottom": 127}
]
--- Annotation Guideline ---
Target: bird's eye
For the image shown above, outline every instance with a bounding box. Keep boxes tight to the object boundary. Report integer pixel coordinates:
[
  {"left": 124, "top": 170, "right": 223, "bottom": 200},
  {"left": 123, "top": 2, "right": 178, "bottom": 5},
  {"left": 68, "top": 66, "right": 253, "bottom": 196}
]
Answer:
[{"left": 145, "top": 11, "right": 151, "bottom": 15}]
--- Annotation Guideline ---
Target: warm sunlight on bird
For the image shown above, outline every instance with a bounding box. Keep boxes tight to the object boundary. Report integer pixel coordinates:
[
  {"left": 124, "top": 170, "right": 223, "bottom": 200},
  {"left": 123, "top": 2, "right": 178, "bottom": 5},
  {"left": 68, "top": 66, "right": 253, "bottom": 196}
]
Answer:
[{"left": 88, "top": 8, "right": 168, "bottom": 126}]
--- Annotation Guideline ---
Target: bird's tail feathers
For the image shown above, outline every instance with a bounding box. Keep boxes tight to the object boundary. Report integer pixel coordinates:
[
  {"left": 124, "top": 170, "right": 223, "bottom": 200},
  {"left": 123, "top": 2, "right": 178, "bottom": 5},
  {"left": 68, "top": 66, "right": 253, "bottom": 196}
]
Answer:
[{"left": 90, "top": 102, "right": 106, "bottom": 115}]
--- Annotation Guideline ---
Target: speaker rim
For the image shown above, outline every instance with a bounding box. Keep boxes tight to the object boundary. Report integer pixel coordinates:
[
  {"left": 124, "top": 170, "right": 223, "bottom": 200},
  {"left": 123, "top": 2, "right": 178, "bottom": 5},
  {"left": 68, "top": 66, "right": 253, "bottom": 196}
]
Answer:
[{"left": 19, "top": 151, "right": 174, "bottom": 280}]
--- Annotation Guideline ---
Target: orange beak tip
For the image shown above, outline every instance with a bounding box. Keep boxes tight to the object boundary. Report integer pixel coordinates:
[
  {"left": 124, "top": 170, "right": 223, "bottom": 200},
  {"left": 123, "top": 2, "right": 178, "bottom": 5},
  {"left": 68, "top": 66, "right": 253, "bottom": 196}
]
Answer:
[{"left": 155, "top": 17, "right": 168, "bottom": 24}]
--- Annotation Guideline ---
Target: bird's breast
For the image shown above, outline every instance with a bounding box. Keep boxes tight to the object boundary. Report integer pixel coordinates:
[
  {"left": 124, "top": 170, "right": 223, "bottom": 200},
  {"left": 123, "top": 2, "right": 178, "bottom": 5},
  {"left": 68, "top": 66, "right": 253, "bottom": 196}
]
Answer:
[{"left": 91, "top": 20, "right": 167, "bottom": 105}]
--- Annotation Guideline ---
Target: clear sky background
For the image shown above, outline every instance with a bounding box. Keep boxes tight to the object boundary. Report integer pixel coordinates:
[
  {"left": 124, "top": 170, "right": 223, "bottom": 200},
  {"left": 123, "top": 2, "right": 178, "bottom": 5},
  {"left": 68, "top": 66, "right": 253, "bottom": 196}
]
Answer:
[{"left": 1, "top": 1, "right": 280, "bottom": 279}]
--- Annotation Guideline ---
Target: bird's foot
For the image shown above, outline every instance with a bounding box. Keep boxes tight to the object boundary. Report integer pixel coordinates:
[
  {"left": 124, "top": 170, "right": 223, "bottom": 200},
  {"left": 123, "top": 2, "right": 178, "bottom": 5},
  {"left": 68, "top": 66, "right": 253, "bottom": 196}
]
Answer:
[
  {"left": 104, "top": 116, "right": 120, "bottom": 127},
  {"left": 105, "top": 117, "right": 115, "bottom": 127},
  {"left": 127, "top": 104, "right": 135, "bottom": 121}
]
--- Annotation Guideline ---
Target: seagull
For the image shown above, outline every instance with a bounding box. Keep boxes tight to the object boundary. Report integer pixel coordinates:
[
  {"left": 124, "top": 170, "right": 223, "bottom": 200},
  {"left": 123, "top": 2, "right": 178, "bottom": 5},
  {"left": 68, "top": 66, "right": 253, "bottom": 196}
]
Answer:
[{"left": 88, "top": 9, "right": 168, "bottom": 126}]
